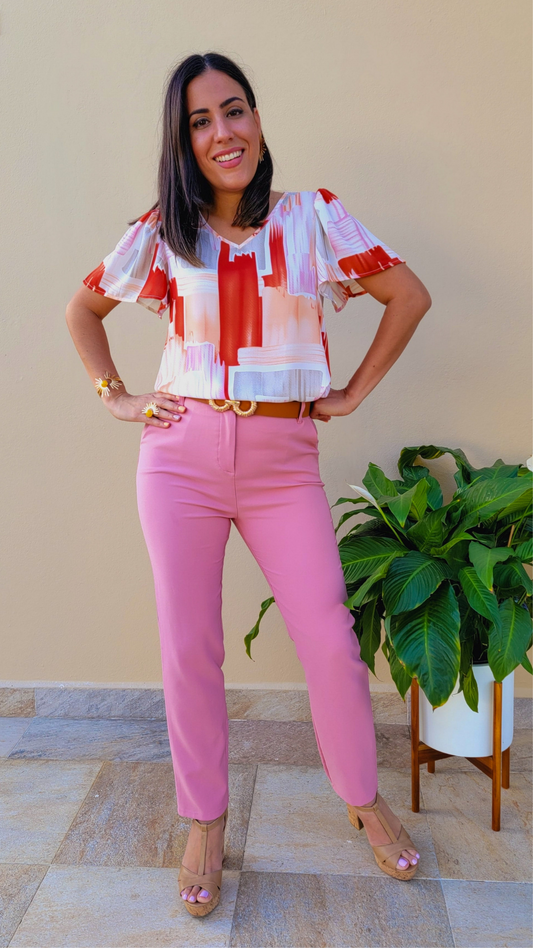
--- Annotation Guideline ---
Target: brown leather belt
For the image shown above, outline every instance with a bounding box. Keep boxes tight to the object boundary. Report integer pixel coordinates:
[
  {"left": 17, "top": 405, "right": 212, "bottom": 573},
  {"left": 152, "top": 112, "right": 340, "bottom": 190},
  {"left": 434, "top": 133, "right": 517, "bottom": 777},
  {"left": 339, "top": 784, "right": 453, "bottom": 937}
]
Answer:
[{"left": 190, "top": 398, "right": 311, "bottom": 418}]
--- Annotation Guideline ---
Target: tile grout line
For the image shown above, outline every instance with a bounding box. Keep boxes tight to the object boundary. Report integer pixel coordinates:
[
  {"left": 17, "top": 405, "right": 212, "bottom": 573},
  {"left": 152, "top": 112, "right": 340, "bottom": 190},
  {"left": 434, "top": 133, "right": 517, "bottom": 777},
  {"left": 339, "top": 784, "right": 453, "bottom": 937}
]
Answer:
[
  {"left": 228, "top": 763, "right": 259, "bottom": 945},
  {"left": 6, "top": 865, "right": 52, "bottom": 948},
  {"left": 49, "top": 761, "right": 107, "bottom": 867},
  {"left": 2, "top": 718, "right": 33, "bottom": 758},
  {"left": 436, "top": 875, "right": 458, "bottom": 948},
  {"left": 237, "top": 763, "right": 258, "bottom": 870}
]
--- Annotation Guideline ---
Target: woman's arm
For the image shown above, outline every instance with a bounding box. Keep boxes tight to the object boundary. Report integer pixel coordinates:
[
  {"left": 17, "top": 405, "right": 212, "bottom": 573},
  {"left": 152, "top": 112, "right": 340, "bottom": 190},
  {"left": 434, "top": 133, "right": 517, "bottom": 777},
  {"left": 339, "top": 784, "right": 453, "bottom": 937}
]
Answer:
[
  {"left": 311, "top": 263, "right": 432, "bottom": 422},
  {"left": 65, "top": 285, "right": 184, "bottom": 427}
]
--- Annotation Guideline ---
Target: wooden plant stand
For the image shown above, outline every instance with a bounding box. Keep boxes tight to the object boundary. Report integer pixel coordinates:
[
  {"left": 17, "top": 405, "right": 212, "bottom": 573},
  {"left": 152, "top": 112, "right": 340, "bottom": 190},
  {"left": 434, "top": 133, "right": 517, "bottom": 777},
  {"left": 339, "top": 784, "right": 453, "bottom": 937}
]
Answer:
[{"left": 410, "top": 678, "right": 510, "bottom": 831}]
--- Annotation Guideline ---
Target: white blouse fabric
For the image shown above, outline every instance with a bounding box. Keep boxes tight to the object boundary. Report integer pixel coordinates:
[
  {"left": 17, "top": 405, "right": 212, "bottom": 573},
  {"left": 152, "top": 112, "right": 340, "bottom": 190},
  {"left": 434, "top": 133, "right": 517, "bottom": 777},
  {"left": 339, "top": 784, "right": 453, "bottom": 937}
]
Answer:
[{"left": 83, "top": 189, "right": 405, "bottom": 403}]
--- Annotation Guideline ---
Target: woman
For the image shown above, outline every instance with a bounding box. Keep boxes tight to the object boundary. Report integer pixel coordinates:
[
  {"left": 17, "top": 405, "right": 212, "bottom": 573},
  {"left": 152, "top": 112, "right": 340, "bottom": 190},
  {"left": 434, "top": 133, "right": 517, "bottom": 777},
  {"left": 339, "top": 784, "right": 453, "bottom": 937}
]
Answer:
[{"left": 66, "top": 52, "right": 431, "bottom": 917}]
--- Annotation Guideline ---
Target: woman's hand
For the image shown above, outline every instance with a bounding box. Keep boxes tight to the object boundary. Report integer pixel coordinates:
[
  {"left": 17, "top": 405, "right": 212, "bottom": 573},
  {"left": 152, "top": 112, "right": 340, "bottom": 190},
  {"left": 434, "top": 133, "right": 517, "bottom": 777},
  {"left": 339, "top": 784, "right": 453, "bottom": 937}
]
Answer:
[
  {"left": 310, "top": 388, "right": 360, "bottom": 422},
  {"left": 104, "top": 390, "right": 186, "bottom": 427}
]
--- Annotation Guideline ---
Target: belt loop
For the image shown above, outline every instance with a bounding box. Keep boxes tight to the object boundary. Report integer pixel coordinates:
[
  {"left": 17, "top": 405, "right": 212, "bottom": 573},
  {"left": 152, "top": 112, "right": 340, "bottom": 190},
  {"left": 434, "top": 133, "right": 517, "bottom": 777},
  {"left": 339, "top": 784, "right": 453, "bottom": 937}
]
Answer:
[{"left": 296, "top": 401, "right": 306, "bottom": 425}]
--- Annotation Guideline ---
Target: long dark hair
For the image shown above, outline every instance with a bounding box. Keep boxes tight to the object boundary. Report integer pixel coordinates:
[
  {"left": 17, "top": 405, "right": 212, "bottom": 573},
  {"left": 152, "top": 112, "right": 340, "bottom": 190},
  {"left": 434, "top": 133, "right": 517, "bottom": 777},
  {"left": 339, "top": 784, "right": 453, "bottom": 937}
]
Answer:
[{"left": 129, "top": 52, "right": 274, "bottom": 267}]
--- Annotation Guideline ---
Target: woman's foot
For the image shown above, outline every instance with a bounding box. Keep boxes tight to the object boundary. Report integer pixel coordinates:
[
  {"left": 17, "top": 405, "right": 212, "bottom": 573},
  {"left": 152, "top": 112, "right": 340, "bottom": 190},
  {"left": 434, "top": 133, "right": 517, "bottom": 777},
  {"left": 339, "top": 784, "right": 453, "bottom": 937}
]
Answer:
[
  {"left": 180, "top": 815, "right": 225, "bottom": 904},
  {"left": 356, "top": 794, "right": 419, "bottom": 871}
]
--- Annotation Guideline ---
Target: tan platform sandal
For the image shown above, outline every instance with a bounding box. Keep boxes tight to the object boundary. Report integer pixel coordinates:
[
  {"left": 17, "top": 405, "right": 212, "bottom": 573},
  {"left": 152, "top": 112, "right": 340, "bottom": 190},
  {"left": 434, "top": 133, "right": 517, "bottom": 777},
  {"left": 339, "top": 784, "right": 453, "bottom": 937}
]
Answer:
[
  {"left": 178, "top": 808, "right": 228, "bottom": 916},
  {"left": 347, "top": 792, "right": 419, "bottom": 881}
]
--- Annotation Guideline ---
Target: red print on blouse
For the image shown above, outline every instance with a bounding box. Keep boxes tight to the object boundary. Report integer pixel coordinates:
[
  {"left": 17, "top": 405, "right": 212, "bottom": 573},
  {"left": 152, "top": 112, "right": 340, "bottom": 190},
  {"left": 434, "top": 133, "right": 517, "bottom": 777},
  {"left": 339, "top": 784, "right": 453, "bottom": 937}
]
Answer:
[
  {"left": 138, "top": 248, "right": 168, "bottom": 304},
  {"left": 85, "top": 261, "right": 106, "bottom": 294},
  {"left": 169, "top": 276, "right": 184, "bottom": 339},
  {"left": 217, "top": 241, "right": 262, "bottom": 398},
  {"left": 317, "top": 188, "right": 338, "bottom": 204},
  {"left": 262, "top": 220, "right": 288, "bottom": 289}
]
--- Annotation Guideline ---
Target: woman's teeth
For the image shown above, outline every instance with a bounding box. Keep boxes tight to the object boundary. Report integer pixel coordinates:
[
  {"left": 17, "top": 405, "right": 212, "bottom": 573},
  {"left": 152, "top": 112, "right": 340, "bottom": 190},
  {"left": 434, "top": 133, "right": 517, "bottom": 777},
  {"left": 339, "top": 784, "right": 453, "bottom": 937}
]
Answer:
[{"left": 214, "top": 150, "right": 243, "bottom": 163}]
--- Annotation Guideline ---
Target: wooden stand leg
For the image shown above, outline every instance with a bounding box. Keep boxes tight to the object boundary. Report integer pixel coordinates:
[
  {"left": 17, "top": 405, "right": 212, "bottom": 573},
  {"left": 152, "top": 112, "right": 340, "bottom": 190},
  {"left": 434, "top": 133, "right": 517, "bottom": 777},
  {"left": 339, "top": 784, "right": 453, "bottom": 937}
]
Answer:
[
  {"left": 492, "top": 681, "right": 502, "bottom": 831},
  {"left": 502, "top": 746, "right": 510, "bottom": 789},
  {"left": 427, "top": 760, "right": 435, "bottom": 773},
  {"left": 411, "top": 679, "right": 420, "bottom": 812}
]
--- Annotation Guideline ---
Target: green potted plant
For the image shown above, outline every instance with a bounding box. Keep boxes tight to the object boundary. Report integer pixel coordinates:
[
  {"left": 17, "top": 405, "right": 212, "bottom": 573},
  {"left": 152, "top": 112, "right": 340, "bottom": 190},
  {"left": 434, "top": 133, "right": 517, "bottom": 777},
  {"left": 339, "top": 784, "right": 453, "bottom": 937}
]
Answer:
[{"left": 246, "top": 445, "right": 532, "bottom": 756}]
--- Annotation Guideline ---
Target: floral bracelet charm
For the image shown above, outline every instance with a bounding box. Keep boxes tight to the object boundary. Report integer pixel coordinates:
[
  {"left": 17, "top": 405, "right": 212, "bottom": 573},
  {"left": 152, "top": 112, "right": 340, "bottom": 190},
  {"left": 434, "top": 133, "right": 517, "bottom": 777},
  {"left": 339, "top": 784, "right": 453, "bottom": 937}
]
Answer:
[{"left": 95, "top": 372, "right": 123, "bottom": 397}]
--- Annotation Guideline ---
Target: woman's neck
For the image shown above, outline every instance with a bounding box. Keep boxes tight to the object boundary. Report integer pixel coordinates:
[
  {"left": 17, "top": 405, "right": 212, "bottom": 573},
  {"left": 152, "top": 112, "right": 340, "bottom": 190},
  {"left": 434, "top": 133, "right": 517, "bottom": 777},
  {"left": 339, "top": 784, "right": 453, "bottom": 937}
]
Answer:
[{"left": 208, "top": 190, "right": 244, "bottom": 226}]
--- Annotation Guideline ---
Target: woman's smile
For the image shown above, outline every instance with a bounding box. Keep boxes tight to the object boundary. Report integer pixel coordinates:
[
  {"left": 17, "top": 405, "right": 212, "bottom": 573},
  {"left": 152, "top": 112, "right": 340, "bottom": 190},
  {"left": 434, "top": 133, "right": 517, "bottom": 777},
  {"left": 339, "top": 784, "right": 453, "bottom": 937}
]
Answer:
[{"left": 212, "top": 148, "right": 245, "bottom": 168}]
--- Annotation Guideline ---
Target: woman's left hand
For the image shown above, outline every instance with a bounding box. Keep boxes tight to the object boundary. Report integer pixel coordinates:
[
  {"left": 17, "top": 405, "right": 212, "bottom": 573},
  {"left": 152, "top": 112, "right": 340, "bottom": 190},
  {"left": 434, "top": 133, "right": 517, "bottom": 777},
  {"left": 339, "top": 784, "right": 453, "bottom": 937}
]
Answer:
[{"left": 310, "top": 388, "right": 359, "bottom": 422}]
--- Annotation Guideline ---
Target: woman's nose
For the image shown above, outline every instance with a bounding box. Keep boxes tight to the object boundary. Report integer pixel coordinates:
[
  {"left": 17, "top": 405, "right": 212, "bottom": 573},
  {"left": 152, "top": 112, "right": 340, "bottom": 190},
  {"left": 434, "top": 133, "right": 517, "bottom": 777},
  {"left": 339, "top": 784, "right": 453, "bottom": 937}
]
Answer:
[{"left": 212, "top": 119, "right": 234, "bottom": 141}]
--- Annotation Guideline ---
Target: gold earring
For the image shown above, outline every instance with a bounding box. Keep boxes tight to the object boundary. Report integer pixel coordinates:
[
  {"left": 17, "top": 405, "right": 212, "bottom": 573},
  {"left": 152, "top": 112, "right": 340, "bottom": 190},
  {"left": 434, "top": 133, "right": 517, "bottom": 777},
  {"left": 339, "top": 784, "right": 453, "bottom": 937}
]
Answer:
[{"left": 258, "top": 133, "right": 266, "bottom": 163}]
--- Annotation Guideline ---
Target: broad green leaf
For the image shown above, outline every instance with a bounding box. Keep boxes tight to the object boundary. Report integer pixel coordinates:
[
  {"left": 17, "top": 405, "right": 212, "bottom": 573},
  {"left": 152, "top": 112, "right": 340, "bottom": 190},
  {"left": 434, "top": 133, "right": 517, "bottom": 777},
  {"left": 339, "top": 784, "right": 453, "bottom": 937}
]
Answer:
[
  {"left": 339, "top": 537, "right": 405, "bottom": 584},
  {"left": 459, "top": 477, "right": 533, "bottom": 523},
  {"left": 410, "top": 478, "right": 430, "bottom": 521},
  {"left": 383, "top": 551, "right": 449, "bottom": 615},
  {"left": 472, "top": 463, "right": 521, "bottom": 479},
  {"left": 424, "top": 476, "right": 444, "bottom": 510},
  {"left": 331, "top": 496, "right": 369, "bottom": 508},
  {"left": 488, "top": 599, "right": 533, "bottom": 681},
  {"left": 401, "top": 467, "right": 443, "bottom": 510},
  {"left": 363, "top": 463, "right": 398, "bottom": 500},
  {"left": 386, "top": 479, "right": 430, "bottom": 527},
  {"left": 459, "top": 625, "right": 474, "bottom": 679},
  {"left": 521, "top": 652, "right": 533, "bottom": 674},
  {"left": 343, "top": 518, "right": 386, "bottom": 539},
  {"left": 344, "top": 554, "right": 401, "bottom": 610},
  {"left": 334, "top": 509, "right": 365, "bottom": 534},
  {"left": 430, "top": 533, "right": 477, "bottom": 557},
  {"left": 459, "top": 567, "right": 501, "bottom": 626},
  {"left": 382, "top": 636, "right": 412, "bottom": 699},
  {"left": 516, "top": 539, "right": 533, "bottom": 562},
  {"left": 498, "top": 488, "right": 533, "bottom": 519},
  {"left": 443, "top": 539, "right": 471, "bottom": 578},
  {"left": 398, "top": 445, "right": 475, "bottom": 488},
  {"left": 461, "top": 667, "right": 479, "bottom": 713},
  {"left": 468, "top": 542, "right": 514, "bottom": 589},
  {"left": 390, "top": 583, "right": 461, "bottom": 707},
  {"left": 398, "top": 465, "right": 429, "bottom": 484},
  {"left": 359, "top": 600, "right": 382, "bottom": 675},
  {"left": 494, "top": 559, "right": 533, "bottom": 596},
  {"left": 386, "top": 484, "right": 418, "bottom": 526},
  {"left": 407, "top": 508, "right": 448, "bottom": 553},
  {"left": 244, "top": 597, "right": 275, "bottom": 659}
]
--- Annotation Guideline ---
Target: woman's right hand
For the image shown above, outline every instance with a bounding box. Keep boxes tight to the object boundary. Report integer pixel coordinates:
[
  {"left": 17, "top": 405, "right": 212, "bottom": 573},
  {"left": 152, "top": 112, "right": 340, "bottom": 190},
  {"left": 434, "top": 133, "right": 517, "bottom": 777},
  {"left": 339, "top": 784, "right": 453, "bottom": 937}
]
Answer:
[{"left": 104, "top": 391, "right": 186, "bottom": 427}]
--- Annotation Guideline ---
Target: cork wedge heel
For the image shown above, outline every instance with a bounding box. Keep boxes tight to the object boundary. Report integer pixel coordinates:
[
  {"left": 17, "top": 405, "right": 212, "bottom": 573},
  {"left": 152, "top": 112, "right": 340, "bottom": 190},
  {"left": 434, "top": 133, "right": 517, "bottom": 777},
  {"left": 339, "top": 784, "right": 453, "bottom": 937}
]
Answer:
[
  {"left": 178, "top": 808, "right": 228, "bottom": 916},
  {"left": 347, "top": 792, "right": 419, "bottom": 881}
]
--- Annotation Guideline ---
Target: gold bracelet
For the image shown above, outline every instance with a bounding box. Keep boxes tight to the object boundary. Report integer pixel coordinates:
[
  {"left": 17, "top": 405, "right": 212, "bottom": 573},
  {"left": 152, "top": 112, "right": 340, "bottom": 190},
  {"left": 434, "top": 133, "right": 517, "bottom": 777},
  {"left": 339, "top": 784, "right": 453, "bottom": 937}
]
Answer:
[{"left": 95, "top": 372, "right": 123, "bottom": 397}]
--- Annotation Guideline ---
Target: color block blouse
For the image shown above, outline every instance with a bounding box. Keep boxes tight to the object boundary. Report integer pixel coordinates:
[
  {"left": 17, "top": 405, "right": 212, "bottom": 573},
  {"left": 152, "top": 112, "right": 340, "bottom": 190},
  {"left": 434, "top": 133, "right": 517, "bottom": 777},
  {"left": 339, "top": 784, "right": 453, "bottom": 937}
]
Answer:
[{"left": 83, "top": 189, "right": 405, "bottom": 402}]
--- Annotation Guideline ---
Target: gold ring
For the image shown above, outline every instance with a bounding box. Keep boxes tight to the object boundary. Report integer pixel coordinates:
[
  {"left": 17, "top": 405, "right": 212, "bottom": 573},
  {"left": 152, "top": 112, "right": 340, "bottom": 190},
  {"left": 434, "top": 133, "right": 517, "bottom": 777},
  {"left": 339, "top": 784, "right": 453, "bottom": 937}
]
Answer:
[{"left": 142, "top": 401, "right": 160, "bottom": 418}]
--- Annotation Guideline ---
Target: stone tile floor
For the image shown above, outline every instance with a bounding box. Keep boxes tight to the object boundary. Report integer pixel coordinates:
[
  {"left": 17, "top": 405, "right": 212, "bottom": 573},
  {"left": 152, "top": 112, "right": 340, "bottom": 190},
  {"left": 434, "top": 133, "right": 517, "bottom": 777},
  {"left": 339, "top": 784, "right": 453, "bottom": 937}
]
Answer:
[{"left": 0, "top": 700, "right": 531, "bottom": 947}]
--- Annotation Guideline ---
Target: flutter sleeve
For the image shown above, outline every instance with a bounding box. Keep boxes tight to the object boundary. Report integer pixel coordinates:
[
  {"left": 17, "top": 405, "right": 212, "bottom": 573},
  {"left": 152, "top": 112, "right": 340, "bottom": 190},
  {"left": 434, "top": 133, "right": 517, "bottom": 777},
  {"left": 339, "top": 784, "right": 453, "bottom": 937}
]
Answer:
[
  {"left": 314, "top": 188, "right": 406, "bottom": 313},
  {"left": 83, "top": 208, "right": 169, "bottom": 317}
]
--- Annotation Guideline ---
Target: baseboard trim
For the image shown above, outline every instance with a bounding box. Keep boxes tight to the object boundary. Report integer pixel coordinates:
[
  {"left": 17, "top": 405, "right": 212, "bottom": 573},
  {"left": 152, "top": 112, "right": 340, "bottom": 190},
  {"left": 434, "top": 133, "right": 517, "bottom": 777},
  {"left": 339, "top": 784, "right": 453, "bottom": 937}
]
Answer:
[{"left": 0, "top": 680, "right": 530, "bottom": 722}]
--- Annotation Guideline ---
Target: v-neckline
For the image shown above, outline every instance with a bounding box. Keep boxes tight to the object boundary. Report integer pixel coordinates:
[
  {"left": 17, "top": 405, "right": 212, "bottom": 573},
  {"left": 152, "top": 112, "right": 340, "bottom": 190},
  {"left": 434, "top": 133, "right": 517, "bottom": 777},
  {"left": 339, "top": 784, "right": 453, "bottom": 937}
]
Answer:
[{"left": 199, "top": 192, "right": 289, "bottom": 248}]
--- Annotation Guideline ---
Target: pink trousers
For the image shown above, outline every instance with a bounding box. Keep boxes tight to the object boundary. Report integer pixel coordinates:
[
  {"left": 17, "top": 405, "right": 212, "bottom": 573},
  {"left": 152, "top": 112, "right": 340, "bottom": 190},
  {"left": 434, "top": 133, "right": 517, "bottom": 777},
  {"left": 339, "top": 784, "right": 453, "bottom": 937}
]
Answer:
[{"left": 136, "top": 396, "right": 378, "bottom": 820}]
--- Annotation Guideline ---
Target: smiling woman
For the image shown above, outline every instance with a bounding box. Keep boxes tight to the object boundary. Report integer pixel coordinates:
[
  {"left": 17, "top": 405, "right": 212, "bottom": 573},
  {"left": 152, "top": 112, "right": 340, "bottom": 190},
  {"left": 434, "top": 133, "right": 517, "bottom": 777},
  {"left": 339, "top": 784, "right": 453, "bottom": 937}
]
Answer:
[
  {"left": 66, "top": 50, "right": 431, "bottom": 920},
  {"left": 132, "top": 52, "right": 276, "bottom": 268}
]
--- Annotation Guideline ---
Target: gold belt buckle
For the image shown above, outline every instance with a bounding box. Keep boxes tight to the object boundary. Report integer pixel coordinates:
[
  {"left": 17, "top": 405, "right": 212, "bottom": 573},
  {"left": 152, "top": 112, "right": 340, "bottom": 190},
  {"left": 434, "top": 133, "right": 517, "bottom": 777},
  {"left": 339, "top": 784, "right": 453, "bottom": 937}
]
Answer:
[{"left": 208, "top": 399, "right": 257, "bottom": 417}]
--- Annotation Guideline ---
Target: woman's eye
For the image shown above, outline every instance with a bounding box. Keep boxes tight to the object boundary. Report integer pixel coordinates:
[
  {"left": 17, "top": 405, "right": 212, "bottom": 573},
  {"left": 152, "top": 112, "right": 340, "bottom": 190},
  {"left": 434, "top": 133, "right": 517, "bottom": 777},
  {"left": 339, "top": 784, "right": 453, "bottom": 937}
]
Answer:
[{"left": 192, "top": 108, "right": 243, "bottom": 129}]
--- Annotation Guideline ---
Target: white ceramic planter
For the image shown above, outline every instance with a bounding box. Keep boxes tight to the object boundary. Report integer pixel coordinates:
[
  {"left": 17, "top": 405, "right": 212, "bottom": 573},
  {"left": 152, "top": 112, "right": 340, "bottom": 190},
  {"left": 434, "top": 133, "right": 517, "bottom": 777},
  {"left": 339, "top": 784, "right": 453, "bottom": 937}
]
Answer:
[{"left": 418, "top": 664, "right": 514, "bottom": 758}]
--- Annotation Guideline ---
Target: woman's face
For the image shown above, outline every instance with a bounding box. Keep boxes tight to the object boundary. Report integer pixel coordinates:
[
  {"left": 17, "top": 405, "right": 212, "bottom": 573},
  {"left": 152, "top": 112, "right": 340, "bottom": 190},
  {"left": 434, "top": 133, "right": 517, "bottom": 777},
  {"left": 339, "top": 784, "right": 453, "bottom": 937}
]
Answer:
[{"left": 186, "top": 69, "right": 262, "bottom": 198}]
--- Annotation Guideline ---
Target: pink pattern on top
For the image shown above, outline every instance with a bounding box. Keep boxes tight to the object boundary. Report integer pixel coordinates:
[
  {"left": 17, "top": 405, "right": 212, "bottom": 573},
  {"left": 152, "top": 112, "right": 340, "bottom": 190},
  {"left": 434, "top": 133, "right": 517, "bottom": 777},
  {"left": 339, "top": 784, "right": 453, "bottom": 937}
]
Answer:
[{"left": 83, "top": 190, "right": 405, "bottom": 402}]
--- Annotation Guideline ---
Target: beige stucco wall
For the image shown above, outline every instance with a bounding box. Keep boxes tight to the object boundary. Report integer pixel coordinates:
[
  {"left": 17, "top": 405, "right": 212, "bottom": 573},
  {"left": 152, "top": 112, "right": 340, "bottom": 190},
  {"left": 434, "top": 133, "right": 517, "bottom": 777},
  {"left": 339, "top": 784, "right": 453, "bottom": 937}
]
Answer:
[{"left": 2, "top": 0, "right": 531, "bottom": 695}]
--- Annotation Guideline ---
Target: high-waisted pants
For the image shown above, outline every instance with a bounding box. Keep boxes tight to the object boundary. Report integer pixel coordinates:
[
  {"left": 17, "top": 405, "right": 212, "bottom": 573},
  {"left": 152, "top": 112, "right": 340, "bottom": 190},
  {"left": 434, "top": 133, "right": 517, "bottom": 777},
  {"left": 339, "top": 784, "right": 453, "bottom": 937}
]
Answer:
[{"left": 136, "top": 396, "right": 378, "bottom": 821}]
